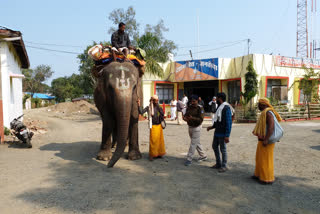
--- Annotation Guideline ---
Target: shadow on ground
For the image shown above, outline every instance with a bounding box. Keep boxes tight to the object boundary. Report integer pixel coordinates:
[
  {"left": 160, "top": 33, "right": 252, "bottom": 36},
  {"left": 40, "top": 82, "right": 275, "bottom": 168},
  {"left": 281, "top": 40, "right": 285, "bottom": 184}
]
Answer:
[
  {"left": 5, "top": 140, "right": 32, "bottom": 149},
  {"left": 15, "top": 141, "right": 320, "bottom": 213},
  {"left": 310, "top": 145, "right": 320, "bottom": 151},
  {"left": 312, "top": 129, "right": 320, "bottom": 133}
]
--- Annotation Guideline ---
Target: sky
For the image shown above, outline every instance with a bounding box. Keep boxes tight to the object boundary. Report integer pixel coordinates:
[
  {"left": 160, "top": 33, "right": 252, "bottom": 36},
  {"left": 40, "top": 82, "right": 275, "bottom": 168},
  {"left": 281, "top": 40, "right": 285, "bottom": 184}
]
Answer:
[{"left": 1, "top": 0, "right": 319, "bottom": 84}]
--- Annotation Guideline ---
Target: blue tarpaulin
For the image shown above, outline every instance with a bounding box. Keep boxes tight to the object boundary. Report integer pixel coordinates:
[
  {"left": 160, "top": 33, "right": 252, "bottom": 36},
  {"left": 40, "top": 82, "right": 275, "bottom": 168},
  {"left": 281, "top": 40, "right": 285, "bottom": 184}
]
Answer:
[{"left": 25, "top": 92, "right": 55, "bottom": 100}]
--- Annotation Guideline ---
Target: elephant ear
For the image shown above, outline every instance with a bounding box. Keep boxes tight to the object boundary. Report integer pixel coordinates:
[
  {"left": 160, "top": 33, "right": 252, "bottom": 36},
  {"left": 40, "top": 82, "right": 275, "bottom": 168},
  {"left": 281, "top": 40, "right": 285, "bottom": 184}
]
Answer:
[{"left": 91, "top": 64, "right": 106, "bottom": 79}]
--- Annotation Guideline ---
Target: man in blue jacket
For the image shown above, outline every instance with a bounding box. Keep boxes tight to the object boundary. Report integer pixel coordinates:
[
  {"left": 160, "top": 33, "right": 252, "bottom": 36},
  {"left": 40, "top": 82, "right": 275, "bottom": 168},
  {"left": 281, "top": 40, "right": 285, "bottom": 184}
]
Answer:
[{"left": 207, "top": 92, "right": 232, "bottom": 173}]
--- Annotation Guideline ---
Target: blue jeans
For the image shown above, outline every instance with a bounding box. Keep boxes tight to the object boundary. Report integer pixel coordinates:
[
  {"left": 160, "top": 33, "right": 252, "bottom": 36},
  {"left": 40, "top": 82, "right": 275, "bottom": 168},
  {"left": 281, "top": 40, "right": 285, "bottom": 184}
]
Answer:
[{"left": 212, "top": 136, "right": 227, "bottom": 168}]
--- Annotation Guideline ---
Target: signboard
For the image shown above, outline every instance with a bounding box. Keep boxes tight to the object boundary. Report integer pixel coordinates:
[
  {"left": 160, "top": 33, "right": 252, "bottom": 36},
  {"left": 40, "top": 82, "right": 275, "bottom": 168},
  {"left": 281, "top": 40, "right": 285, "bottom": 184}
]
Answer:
[
  {"left": 175, "top": 58, "right": 218, "bottom": 82},
  {"left": 274, "top": 56, "right": 320, "bottom": 69}
]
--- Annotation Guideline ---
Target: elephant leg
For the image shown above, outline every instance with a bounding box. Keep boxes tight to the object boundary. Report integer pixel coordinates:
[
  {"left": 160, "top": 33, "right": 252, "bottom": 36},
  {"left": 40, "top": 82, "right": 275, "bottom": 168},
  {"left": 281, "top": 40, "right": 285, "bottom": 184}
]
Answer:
[
  {"left": 97, "top": 119, "right": 113, "bottom": 161},
  {"left": 128, "top": 119, "right": 142, "bottom": 160}
]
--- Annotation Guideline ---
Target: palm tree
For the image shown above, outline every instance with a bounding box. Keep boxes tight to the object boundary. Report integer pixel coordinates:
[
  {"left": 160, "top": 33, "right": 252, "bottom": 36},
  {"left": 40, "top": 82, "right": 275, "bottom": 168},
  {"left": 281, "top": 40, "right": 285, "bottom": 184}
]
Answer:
[{"left": 136, "top": 32, "right": 169, "bottom": 77}]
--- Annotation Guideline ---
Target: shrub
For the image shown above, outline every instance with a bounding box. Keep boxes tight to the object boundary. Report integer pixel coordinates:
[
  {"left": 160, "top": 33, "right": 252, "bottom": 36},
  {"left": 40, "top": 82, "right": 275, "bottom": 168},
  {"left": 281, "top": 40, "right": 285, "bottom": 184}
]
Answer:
[{"left": 4, "top": 127, "right": 11, "bottom": 136}]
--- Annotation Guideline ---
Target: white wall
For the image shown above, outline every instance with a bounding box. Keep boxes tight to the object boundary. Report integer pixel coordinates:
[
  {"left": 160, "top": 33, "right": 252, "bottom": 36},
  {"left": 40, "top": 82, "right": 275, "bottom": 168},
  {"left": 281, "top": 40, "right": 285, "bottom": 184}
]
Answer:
[{"left": 0, "top": 42, "right": 24, "bottom": 128}]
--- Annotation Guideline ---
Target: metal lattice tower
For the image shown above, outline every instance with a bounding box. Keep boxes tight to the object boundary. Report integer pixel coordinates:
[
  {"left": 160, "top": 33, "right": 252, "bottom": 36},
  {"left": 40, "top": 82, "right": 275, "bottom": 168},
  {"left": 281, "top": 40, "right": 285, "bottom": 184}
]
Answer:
[{"left": 296, "top": 0, "right": 309, "bottom": 58}]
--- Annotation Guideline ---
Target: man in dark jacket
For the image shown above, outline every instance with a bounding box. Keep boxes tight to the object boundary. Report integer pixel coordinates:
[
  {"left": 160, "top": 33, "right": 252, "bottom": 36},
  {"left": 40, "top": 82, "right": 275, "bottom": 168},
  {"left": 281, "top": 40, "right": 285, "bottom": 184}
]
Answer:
[
  {"left": 111, "top": 22, "right": 132, "bottom": 61},
  {"left": 207, "top": 92, "right": 232, "bottom": 172},
  {"left": 183, "top": 95, "right": 207, "bottom": 166}
]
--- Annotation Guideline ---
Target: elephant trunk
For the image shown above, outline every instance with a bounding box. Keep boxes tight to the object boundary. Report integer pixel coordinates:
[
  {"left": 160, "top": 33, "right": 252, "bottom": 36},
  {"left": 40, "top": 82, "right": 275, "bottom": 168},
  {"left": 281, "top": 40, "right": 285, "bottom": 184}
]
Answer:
[{"left": 107, "top": 91, "right": 131, "bottom": 168}]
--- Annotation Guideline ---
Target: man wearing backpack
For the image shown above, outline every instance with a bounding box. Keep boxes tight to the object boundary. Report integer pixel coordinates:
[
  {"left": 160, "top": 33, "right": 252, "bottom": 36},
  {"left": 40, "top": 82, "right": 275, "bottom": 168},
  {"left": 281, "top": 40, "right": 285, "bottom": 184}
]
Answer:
[{"left": 208, "top": 96, "right": 218, "bottom": 124}]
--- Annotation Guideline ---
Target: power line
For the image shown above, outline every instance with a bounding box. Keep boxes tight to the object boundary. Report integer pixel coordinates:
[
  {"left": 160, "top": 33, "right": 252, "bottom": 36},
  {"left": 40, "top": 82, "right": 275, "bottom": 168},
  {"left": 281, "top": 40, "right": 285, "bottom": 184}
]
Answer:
[
  {"left": 26, "top": 45, "right": 81, "bottom": 54},
  {"left": 9, "top": 41, "right": 81, "bottom": 55},
  {"left": 178, "top": 39, "right": 248, "bottom": 49},
  {"left": 25, "top": 41, "right": 84, "bottom": 48},
  {"left": 176, "top": 40, "right": 246, "bottom": 57}
]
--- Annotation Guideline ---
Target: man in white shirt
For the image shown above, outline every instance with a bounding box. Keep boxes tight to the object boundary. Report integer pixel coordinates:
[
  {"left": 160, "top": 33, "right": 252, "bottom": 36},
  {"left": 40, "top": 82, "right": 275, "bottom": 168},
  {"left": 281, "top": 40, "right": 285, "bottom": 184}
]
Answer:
[
  {"left": 208, "top": 96, "right": 218, "bottom": 124},
  {"left": 170, "top": 99, "right": 177, "bottom": 120},
  {"left": 182, "top": 94, "right": 188, "bottom": 105},
  {"left": 182, "top": 94, "right": 188, "bottom": 115}
]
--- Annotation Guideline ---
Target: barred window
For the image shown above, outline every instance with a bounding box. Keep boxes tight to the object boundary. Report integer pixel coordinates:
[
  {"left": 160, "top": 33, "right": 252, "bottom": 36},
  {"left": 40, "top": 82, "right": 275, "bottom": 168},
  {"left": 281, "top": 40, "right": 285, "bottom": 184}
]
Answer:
[{"left": 156, "top": 84, "right": 174, "bottom": 104}]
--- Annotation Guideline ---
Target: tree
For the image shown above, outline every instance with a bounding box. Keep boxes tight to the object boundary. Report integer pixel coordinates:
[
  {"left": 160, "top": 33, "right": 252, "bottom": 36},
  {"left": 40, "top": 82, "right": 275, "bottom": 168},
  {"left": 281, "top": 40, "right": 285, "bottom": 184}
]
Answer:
[
  {"left": 77, "top": 41, "right": 110, "bottom": 95},
  {"left": 144, "top": 19, "right": 177, "bottom": 54},
  {"left": 22, "top": 65, "right": 54, "bottom": 95},
  {"left": 51, "top": 74, "right": 85, "bottom": 102},
  {"left": 108, "top": 6, "right": 140, "bottom": 44},
  {"left": 241, "top": 60, "right": 258, "bottom": 111},
  {"left": 241, "top": 60, "right": 258, "bottom": 117},
  {"left": 290, "top": 66, "right": 320, "bottom": 118},
  {"left": 137, "top": 32, "right": 169, "bottom": 77}
]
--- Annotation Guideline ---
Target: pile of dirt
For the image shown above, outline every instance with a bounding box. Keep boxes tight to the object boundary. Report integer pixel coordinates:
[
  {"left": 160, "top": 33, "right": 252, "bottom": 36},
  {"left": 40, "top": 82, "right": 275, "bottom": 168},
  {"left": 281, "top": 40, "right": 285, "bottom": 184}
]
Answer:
[
  {"left": 47, "top": 100, "right": 99, "bottom": 115},
  {"left": 24, "top": 118, "right": 47, "bottom": 135}
]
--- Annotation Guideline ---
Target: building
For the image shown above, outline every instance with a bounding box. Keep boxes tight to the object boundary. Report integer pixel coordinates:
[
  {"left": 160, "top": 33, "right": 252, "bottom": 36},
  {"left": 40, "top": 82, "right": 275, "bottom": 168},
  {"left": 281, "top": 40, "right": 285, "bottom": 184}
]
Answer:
[
  {"left": 142, "top": 54, "right": 320, "bottom": 116},
  {"left": 0, "top": 27, "right": 29, "bottom": 142}
]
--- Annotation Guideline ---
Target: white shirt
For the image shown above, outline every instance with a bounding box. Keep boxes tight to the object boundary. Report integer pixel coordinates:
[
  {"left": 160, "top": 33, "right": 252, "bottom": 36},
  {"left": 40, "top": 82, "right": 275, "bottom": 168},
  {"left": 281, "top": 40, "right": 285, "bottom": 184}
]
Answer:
[{"left": 182, "top": 96, "right": 188, "bottom": 105}]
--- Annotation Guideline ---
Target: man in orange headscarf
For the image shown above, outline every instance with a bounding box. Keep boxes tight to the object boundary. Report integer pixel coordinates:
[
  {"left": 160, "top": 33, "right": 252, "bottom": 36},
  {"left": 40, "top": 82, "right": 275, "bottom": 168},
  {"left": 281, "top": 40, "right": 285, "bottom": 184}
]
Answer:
[{"left": 252, "top": 98, "right": 282, "bottom": 184}]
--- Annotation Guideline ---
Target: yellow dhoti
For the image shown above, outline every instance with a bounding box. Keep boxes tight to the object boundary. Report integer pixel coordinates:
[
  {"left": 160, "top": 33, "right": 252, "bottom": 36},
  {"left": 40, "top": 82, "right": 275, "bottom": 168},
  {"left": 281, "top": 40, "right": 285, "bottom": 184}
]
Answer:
[
  {"left": 254, "top": 141, "right": 275, "bottom": 183},
  {"left": 149, "top": 124, "right": 166, "bottom": 157}
]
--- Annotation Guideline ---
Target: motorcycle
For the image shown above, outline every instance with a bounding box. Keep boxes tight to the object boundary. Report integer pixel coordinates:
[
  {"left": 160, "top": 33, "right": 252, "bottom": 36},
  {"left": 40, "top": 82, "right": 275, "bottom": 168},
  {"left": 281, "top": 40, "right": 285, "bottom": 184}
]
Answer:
[{"left": 10, "top": 114, "right": 34, "bottom": 148}]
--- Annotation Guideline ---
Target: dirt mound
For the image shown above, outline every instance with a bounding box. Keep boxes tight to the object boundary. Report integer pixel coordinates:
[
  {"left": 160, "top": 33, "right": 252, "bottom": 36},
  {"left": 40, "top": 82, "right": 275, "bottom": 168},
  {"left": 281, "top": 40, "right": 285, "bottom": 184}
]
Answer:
[
  {"left": 47, "top": 100, "right": 99, "bottom": 115},
  {"left": 24, "top": 118, "right": 47, "bottom": 135}
]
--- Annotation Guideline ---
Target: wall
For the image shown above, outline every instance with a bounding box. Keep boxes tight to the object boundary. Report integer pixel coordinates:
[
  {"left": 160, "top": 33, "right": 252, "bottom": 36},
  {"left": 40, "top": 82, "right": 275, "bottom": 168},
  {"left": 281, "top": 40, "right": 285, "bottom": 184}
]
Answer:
[
  {"left": 0, "top": 42, "right": 24, "bottom": 127},
  {"left": 142, "top": 61, "right": 178, "bottom": 116},
  {"left": 219, "top": 54, "right": 320, "bottom": 106}
]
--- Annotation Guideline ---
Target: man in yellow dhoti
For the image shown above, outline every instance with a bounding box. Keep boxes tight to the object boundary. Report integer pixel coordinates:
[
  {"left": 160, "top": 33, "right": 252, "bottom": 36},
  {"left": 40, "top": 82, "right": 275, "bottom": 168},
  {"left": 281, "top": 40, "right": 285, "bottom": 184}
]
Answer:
[
  {"left": 138, "top": 95, "right": 166, "bottom": 161},
  {"left": 252, "top": 98, "right": 282, "bottom": 185}
]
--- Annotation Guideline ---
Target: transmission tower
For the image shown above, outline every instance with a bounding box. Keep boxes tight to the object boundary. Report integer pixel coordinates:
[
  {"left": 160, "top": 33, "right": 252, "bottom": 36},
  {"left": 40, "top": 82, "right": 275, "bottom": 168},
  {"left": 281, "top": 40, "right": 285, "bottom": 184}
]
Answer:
[{"left": 296, "top": 0, "right": 309, "bottom": 58}]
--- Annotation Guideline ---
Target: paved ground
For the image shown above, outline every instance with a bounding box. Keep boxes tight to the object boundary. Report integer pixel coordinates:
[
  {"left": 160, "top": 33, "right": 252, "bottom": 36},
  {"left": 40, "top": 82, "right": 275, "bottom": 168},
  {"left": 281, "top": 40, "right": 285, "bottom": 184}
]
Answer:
[{"left": 0, "top": 108, "right": 319, "bottom": 214}]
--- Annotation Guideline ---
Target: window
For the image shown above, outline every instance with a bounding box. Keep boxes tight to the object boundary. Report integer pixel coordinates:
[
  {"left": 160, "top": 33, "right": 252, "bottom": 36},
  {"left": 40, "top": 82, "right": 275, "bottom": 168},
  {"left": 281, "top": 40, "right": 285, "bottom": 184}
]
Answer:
[
  {"left": 227, "top": 80, "right": 240, "bottom": 104},
  {"left": 156, "top": 84, "right": 174, "bottom": 104},
  {"left": 267, "top": 79, "right": 288, "bottom": 102}
]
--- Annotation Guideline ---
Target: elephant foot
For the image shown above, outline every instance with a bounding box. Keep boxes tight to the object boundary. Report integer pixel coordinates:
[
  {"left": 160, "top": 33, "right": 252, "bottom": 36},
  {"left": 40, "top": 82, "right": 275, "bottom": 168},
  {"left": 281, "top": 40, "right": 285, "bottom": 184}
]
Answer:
[
  {"left": 128, "top": 150, "right": 142, "bottom": 160},
  {"left": 97, "top": 149, "right": 112, "bottom": 161}
]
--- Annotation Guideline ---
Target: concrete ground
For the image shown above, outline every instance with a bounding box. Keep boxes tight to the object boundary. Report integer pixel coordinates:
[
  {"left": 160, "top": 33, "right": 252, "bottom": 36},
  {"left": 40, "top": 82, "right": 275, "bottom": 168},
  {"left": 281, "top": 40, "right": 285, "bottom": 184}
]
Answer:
[{"left": 0, "top": 108, "right": 319, "bottom": 214}]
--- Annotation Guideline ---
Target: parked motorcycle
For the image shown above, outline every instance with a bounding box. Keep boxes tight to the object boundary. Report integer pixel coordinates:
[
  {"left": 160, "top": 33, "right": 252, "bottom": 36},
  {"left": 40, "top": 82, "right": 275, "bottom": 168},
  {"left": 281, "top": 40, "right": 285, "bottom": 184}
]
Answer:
[{"left": 10, "top": 114, "right": 34, "bottom": 148}]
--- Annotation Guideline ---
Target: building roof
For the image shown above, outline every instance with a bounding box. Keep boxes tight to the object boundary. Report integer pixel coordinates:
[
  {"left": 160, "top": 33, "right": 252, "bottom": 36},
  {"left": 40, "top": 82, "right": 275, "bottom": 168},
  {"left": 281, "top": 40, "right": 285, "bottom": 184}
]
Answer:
[
  {"left": 25, "top": 92, "right": 55, "bottom": 100},
  {"left": 0, "top": 26, "right": 30, "bottom": 68}
]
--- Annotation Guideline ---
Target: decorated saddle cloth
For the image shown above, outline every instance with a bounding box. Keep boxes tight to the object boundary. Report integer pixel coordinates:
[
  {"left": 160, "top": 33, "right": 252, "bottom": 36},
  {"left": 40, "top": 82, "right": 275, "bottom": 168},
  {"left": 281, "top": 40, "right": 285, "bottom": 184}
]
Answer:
[{"left": 88, "top": 45, "right": 146, "bottom": 67}]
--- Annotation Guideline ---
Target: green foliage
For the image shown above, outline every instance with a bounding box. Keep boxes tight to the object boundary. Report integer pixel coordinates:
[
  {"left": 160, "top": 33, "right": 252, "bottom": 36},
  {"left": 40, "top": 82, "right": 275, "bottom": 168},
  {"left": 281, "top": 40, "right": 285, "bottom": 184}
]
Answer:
[
  {"left": 51, "top": 74, "right": 85, "bottom": 102},
  {"left": 267, "top": 96, "right": 279, "bottom": 106},
  {"left": 22, "top": 94, "right": 31, "bottom": 108},
  {"left": 77, "top": 41, "right": 111, "bottom": 94},
  {"left": 31, "top": 98, "right": 41, "bottom": 108},
  {"left": 4, "top": 127, "right": 10, "bottom": 136},
  {"left": 298, "top": 67, "right": 320, "bottom": 103},
  {"left": 241, "top": 61, "right": 258, "bottom": 105},
  {"left": 144, "top": 19, "right": 177, "bottom": 54},
  {"left": 108, "top": 6, "right": 140, "bottom": 43},
  {"left": 107, "top": 6, "right": 177, "bottom": 77},
  {"left": 244, "top": 110, "right": 256, "bottom": 120},
  {"left": 22, "top": 65, "right": 54, "bottom": 95},
  {"left": 137, "top": 32, "right": 170, "bottom": 77}
]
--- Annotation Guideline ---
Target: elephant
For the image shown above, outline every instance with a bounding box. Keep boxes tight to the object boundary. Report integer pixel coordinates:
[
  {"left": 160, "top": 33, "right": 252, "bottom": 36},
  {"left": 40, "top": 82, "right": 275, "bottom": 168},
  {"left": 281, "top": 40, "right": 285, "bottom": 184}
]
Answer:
[{"left": 94, "top": 61, "right": 143, "bottom": 167}]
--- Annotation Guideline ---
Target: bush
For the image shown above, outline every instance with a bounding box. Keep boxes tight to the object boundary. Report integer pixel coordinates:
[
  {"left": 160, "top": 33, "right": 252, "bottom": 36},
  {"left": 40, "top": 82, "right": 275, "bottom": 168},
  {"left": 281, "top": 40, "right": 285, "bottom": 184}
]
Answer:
[
  {"left": 4, "top": 127, "right": 11, "bottom": 136},
  {"left": 31, "top": 98, "right": 41, "bottom": 108},
  {"left": 23, "top": 94, "right": 31, "bottom": 109}
]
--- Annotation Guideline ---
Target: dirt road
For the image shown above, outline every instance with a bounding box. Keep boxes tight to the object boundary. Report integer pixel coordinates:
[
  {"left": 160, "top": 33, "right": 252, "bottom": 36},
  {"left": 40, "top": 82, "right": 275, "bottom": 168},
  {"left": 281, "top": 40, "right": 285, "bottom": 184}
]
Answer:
[{"left": 0, "top": 108, "right": 319, "bottom": 214}]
